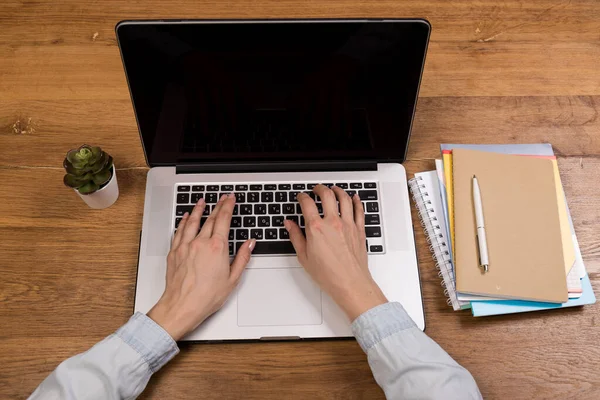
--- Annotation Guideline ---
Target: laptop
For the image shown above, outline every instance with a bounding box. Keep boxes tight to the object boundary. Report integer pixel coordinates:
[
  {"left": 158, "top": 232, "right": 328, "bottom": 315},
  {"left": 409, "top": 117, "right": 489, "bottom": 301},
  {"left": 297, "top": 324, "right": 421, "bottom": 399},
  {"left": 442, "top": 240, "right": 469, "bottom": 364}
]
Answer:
[{"left": 116, "top": 19, "right": 430, "bottom": 340}]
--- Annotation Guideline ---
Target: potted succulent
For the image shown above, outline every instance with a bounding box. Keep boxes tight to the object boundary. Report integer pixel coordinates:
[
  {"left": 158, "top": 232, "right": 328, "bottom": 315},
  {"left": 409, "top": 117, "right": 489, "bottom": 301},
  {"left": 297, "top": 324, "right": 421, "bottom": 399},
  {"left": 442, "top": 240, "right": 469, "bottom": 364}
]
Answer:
[{"left": 63, "top": 145, "right": 119, "bottom": 209}]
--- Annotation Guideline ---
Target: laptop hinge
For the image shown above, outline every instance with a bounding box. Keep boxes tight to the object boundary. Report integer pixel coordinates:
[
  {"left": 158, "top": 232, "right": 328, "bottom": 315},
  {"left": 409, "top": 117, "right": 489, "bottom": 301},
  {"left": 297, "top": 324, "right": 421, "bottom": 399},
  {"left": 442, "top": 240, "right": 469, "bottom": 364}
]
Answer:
[{"left": 175, "top": 160, "right": 378, "bottom": 174}]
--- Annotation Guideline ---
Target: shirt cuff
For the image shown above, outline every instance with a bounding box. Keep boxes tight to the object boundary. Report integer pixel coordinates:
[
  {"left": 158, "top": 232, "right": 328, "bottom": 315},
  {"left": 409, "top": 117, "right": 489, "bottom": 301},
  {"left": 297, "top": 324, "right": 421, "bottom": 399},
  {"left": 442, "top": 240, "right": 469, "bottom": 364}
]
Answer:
[
  {"left": 116, "top": 312, "right": 180, "bottom": 373},
  {"left": 351, "top": 302, "right": 416, "bottom": 352}
]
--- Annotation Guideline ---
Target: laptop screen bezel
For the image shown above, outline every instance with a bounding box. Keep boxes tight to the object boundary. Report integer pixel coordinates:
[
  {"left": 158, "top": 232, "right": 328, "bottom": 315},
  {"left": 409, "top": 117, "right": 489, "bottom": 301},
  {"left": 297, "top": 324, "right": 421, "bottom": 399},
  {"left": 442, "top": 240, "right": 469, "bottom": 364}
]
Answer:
[{"left": 115, "top": 19, "right": 431, "bottom": 167}]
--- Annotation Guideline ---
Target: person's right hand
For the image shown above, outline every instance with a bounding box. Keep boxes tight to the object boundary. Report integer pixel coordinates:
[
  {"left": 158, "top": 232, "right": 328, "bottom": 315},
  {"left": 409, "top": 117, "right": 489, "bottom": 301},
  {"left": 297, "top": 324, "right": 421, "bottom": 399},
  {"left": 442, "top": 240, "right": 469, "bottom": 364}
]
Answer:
[{"left": 284, "top": 185, "right": 388, "bottom": 321}]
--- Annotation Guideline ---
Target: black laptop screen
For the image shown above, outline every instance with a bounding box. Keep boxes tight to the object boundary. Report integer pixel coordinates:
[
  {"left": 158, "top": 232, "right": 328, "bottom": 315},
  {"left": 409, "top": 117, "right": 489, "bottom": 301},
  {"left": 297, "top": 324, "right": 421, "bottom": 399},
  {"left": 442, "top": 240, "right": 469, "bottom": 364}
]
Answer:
[{"left": 117, "top": 20, "right": 430, "bottom": 166}]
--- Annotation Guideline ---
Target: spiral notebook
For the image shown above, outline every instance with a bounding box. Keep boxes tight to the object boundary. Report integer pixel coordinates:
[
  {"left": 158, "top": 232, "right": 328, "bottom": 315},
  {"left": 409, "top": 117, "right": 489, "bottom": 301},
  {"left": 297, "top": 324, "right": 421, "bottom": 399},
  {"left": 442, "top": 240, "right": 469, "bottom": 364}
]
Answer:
[{"left": 408, "top": 171, "right": 469, "bottom": 310}]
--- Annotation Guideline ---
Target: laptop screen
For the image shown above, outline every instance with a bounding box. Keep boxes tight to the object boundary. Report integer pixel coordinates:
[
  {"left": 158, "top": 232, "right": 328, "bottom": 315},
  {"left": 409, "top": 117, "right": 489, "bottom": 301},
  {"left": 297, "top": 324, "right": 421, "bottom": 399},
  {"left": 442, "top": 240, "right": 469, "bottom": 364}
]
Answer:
[{"left": 117, "top": 20, "right": 430, "bottom": 166}]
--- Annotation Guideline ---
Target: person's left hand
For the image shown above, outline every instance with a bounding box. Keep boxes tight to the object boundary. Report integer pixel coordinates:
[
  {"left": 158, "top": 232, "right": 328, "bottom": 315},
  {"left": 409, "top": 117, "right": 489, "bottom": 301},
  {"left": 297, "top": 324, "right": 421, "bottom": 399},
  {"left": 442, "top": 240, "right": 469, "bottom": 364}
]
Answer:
[{"left": 148, "top": 194, "right": 255, "bottom": 340}]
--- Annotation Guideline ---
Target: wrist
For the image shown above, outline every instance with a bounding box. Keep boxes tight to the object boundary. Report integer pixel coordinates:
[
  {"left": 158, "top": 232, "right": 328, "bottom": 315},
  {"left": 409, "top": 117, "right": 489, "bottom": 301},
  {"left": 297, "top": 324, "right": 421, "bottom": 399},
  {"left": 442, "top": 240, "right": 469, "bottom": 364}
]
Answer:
[
  {"left": 147, "top": 302, "right": 194, "bottom": 341},
  {"left": 335, "top": 279, "right": 388, "bottom": 321}
]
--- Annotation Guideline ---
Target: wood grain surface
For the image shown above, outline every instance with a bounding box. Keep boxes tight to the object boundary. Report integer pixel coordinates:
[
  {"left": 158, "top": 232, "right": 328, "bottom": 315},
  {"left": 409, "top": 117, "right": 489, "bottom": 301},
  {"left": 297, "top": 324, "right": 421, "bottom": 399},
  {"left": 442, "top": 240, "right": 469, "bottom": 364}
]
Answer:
[{"left": 1, "top": 1, "right": 599, "bottom": 399}]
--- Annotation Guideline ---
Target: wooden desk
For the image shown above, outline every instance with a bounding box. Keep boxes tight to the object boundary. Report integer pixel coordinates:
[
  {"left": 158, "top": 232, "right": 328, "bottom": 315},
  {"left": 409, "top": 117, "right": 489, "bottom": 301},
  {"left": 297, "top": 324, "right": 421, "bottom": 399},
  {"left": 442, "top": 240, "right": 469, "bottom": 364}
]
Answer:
[{"left": 1, "top": 1, "right": 599, "bottom": 398}]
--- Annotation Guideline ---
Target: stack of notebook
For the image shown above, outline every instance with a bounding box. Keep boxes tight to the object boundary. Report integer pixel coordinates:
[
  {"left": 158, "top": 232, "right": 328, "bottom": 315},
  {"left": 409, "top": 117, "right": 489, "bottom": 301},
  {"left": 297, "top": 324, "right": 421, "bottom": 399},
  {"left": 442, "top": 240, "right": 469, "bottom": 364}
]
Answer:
[{"left": 408, "top": 144, "right": 596, "bottom": 316}]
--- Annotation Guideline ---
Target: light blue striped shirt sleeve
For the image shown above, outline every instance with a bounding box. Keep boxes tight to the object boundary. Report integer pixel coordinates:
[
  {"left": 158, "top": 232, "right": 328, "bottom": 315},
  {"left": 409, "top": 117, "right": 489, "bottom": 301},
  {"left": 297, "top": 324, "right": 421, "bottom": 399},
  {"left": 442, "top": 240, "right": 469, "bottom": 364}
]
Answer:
[
  {"left": 29, "top": 312, "right": 178, "bottom": 400},
  {"left": 352, "top": 302, "right": 482, "bottom": 400},
  {"left": 30, "top": 304, "right": 481, "bottom": 400}
]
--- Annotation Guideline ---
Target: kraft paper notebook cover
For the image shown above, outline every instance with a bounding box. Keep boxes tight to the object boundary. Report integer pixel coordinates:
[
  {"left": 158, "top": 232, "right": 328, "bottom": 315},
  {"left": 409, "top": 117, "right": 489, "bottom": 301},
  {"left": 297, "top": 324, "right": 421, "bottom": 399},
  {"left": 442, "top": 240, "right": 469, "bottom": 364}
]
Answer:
[{"left": 453, "top": 148, "right": 568, "bottom": 303}]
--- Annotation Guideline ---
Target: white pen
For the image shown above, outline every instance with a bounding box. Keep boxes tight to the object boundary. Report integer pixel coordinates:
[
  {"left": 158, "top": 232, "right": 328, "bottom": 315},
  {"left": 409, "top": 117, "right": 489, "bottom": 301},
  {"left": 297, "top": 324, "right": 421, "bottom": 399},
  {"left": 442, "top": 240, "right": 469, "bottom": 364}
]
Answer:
[{"left": 472, "top": 175, "right": 489, "bottom": 273}]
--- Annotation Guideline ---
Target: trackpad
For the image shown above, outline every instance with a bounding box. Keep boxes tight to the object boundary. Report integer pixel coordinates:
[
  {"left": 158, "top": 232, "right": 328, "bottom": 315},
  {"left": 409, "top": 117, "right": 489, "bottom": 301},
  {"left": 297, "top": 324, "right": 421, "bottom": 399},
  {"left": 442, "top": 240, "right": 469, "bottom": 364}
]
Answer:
[{"left": 237, "top": 268, "right": 322, "bottom": 327}]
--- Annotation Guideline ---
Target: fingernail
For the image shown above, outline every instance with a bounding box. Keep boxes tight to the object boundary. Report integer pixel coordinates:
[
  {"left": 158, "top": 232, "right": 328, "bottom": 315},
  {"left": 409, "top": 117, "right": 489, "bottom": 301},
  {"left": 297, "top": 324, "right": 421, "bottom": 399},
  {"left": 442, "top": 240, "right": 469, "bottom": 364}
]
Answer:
[
  {"left": 283, "top": 219, "right": 290, "bottom": 230},
  {"left": 196, "top": 198, "right": 205, "bottom": 205},
  {"left": 183, "top": 212, "right": 189, "bottom": 218},
  {"left": 228, "top": 193, "right": 235, "bottom": 199},
  {"left": 248, "top": 239, "right": 256, "bottom": 251},
  {"left": 219, "top": 194, "right": 227, "bottom": 201}
]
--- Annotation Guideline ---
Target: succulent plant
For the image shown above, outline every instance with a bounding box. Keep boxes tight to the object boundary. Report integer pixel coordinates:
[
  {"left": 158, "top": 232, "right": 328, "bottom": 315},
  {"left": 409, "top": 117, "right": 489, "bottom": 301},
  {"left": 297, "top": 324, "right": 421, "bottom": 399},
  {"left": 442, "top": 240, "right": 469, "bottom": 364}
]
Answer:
[{"left": 63, "top": 145, "right": 114, "bottom": 195}]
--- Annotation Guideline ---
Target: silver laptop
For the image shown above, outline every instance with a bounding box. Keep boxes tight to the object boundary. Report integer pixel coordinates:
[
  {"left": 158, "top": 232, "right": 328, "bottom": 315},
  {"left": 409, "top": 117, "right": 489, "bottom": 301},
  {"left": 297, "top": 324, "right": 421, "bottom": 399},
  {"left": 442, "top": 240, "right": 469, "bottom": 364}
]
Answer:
[{"left": 117, "top": 19, "right": 430, "bottom": 340}]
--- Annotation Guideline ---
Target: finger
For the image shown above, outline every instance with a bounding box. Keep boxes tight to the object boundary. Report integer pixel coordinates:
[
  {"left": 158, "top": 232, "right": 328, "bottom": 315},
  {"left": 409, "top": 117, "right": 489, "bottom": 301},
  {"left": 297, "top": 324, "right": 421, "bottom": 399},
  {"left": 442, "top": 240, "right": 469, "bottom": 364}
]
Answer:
[
  {"left": 297, "top": 192, "right": 320, "bottom": 221},
  {"left": 332, "top": 186, "right": 353, "bottom": 221},
  {"left": 199, "top": 194, "right": 227, "bottom": 238},
  {"left": 172, "top": 212, "right": 189, "bottom": 249},
  {"left": 212, "top": 194, "right": 236, "bottom": 239},
  {"left": 313, "top": 184, "right": 337, "bottom": 217},
  {"left": 181, "top": 199, "right": 206, "bottom": 244},
  {"left": 284, "top": 219, "right": 306, "bottom": 258},
  {"left": 352, "top": 194, "right": 365, "bottom": 233},
  {"left": 230, "top": 239, "right": 256, "bottom": 282}
]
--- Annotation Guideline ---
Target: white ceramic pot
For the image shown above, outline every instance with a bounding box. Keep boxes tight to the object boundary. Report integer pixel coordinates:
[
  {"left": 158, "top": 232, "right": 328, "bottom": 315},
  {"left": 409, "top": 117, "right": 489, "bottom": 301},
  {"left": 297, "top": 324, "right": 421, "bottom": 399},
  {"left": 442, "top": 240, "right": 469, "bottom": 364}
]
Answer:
[{"left": 76, "top": 167, "right": 119, "bottom": 209}]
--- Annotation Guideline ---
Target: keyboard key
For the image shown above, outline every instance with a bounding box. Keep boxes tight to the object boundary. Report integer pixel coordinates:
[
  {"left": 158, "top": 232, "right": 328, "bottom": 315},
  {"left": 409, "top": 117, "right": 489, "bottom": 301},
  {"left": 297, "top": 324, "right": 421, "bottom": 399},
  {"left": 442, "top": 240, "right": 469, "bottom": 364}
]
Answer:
[
  {"left": 251, "top": 229, "right": 263, "bottom": 240},
  {"left": 207, "top": 185, "right": 219, "bottom": 191},
  {"left": 289, "top": 191, "right": 300, "bottom": 201},
  {"left": 229, "top": 230, "right": 234, "bottom": 240},
  {"left": 364, "top": 182, "right": 377, "bottom": 189},
  {"left": 365, "top": 214, "right": 381, "bottom": 225},
  {"left": 203, "top": 206, "right": 210, "bottom": 216},
  {"left": 178, "top": 185, "right": 190, "bottom": 192},
  {"left": 265, "top": 228, "right": 278, "bottom": 240},
  {"left": 250, "top": 184, "right": 263, "bottom": 190},
  {"left": 278, "top": 184, "right": 291, "bottom": 190},
  {"left": 205, "top": 193, "right": 218, "bottom": 203},
  {"left": 192, "top": 185, "right": 205, "bottom": 191},
  {"left": 366, "top": 202, "right": 379, "bottom": 213},
  {"left": 258, "top": 216, "right": 270, "bottom": 227},
  {"left": 191, "top": 193, "right": 204, "bottom": 203},
  {"left": 272, "top": 216, "right": 285, "bottom": 226},
  {"left": 335, "top": 183, "right": 348, "bottom": 189},
  {"left": 366, "top": 227, "right": 382, "bottom": 238},
  {"left": 261, "top": 192, "right": 274, "bottom": 202},
  {"left": 286, "top": 215, "right": 299, "bottom": 225},
  {"left": 221, "top": 185, "right": 234, "bottom": 191},
  {"left": 243, "top": 216, "right": 256, "bottom": 227},
  {"left": 233, "top": 205, "right": 239, "bottom": 215},
  {"left": 275, "top": 192, "right": 287, "bottom": 202},
  {"left": 322, "top": 183, "right": 334, "bottom": 188},
  {"left": 350, "top": 183, "right": 362, "bottom": 189},
  {"left": 252, "top": 240, "right": 295, "bottom": 254},
  {"left": 177, "top": 193, "right": 190, "bottom": 204},
  {"left": 307, "top": 184, "right": 317, "bottom": 189},
  {"left": 200, "top": 217, "right": 208, "bottom": 227},
  {"left": 248, "top": 192, "right": 260, "bottom": 203},
  {"left": 346, "top": 190, "right": 357, "bottom": 197},
  {"left": 236, "top": 229, "right": 249, "bottom": 240},
  {"left": 316, "top": 203, "right": 323, "bottom": 214},
  {"left": 359, "top": 190, "right": 378, "bottom": 201},
  {"left": 176, "top": 205, "right": 194, "bottom": 216},
  {"left": 231, "top": 217, "right": 242, "bottom": 227},
  {"left": 264, "top": 184, "right": 277, "bottom": 190},
  {"left": 235, "top": 193, "right": 246, "bottom": 203},
  {"left": 293, "top": 184, "right": 306, "bottom": 190},
  {"left": 370, "top": 245, "right": 384, "bottom": 252},
  {"left": 254, "top": 204, "right": 267, "bottom": 215},
  {"left": 219, "top": 193, "right": 228, "bottom": 199},
  {"left": 268, "top": 204, "right": 281, "bottom": 214},
  {"left": 307, "top": 192, "right": 317, "bottom": 200},
  {"left": 279, "top": 228, "right": 290, "bottom": 239},
  {"left": 296, "top": 204, "right": 302, "bottom": 214},
  {"left": 229, "top": 242, "right": 234, "bottom": 256},
  {"left": 300, "top": 216, "right": 305, "bottom": 227},
  {"left": 175, "top": 217, "right": 182, "bottom": 228},
  {"left": 282, "top": 204, "right": 295, "bottom": 214},
  {"left": 235, "top": 184, "right": 248, "bottom": 191},
  {"left": 240, "top": 204, "right": 253, "bottom": 215}
]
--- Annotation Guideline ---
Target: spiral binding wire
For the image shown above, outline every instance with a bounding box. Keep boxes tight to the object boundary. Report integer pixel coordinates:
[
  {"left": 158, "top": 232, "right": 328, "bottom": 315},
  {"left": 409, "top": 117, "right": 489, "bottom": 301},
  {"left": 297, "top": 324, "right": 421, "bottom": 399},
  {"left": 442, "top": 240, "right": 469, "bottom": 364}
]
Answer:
[{"left": 408, "top": 176, "right": 460, "bottom": 309}]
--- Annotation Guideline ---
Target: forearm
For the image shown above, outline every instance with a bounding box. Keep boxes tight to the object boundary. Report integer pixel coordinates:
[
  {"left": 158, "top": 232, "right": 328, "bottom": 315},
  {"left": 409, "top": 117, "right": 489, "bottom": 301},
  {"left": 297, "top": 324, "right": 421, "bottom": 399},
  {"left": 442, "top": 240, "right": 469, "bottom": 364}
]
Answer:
[
  {"left": 352, "top": 302, "right": 482, "bottom": 400},
  {"left": 29, "top": 313, "right": 179, "bottom": 400}
]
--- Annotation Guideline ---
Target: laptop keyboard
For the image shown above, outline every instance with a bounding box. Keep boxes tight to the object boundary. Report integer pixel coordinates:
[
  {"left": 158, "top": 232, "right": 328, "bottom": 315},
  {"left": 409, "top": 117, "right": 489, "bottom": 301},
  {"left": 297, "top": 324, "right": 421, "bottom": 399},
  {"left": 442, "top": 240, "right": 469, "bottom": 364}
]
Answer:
[{"left": 174, "top": 182, "right": 384, "bottom": 256}]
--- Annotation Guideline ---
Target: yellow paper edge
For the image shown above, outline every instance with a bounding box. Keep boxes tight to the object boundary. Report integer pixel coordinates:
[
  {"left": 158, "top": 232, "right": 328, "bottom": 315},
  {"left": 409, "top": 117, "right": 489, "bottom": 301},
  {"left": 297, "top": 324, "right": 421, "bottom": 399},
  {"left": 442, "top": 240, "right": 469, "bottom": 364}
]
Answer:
[
  {"left": 442, "top": 152, "right": 455, "bottom": 256},
  {"left": 551, "top": 159, "right": 576, "bottom": 275}
]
